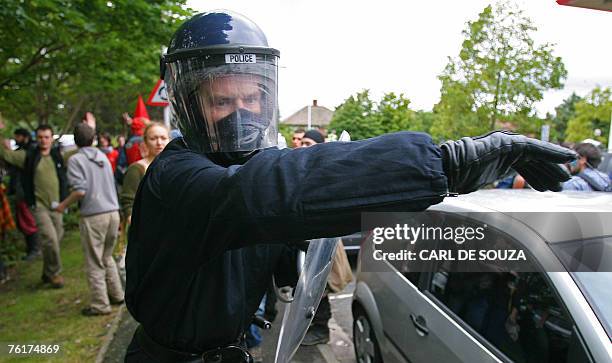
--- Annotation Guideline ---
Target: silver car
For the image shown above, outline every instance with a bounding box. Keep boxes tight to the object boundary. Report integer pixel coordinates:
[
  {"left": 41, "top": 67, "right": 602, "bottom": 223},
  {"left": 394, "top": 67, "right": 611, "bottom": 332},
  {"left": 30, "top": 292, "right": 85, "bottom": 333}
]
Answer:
[{"left": 352, "top": 190, "right": 612, "bottom": 363}]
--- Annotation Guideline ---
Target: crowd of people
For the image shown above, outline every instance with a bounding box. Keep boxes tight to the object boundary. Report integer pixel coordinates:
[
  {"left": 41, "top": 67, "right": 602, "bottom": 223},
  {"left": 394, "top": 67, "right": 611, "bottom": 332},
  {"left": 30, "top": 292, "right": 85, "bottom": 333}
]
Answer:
[
  {"left": 0, "top": 114, "right": 607, "bottom": 325},
  {"left": 0, "top": 100, "right": 171, "bottom": 317}
]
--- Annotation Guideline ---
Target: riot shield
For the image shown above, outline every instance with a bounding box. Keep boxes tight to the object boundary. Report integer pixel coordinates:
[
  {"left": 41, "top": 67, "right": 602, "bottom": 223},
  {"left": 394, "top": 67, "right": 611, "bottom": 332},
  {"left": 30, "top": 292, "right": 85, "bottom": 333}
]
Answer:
[
  {"left": 274, "top": 237, "right": 339, "bottom": 363},
  {"left": 274, "top": 130, "right": 351, "bottom": 362}
]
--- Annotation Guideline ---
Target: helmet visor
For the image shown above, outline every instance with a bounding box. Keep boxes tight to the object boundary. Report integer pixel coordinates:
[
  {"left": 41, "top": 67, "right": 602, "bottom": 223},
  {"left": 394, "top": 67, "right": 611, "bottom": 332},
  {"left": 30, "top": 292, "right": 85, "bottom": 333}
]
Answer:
[{"left": 165, "top": 53, "right": 279, "bottom": 153}]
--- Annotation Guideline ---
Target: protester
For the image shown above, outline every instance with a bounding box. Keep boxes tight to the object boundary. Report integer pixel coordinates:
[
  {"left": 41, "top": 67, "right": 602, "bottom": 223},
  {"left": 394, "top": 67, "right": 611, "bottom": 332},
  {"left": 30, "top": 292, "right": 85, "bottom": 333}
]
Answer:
[
  {"left": 8, "top": 128, "right": 40, "bottom": 260},
  {"left": 123, "top": 96, "right": 150, "bottom": 165},
  {"left": 120, "top": 122, "right": 169, "bottom": 225},
  {"left": 117, "top": 135, "right": 126, "bottom": 149},
  {"left": 12, "top": 128, "right": 32, "bottom": 148},
  {"left": 0, "top": 123, "right": 68, "bottom": 289},
  {"left": 563, "top": 142, "right": 611, "bottom": 191},
  {"left": 54, "top": 124, "right": 124, "bottom": 316},
  {"left": 114, "top": 134, "right": 128, "bottom": 185},
  {"left": 300, "top": 129, "right": 325, "bottom": 148},
  {"left": 298, "top": 129, "right": 354, "bottom": 346},
  {"left": 115, "top": 122, "right": 170, "bottom": 286},
  {"left": 98, "top": 132, "right": 119, "bottom": 172},
  {"left": 124, "top": 10, "right": 575, "bottom": 361},
  {"left": 291, "top": 128, "right": 305, "bottom": 148}
]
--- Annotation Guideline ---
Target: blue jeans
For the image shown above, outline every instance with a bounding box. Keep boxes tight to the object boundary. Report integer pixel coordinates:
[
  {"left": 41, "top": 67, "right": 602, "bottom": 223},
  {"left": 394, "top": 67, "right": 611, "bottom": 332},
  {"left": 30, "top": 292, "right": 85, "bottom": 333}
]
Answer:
[{"left": 246, "top": 296, "right": 267, "bottom": 348}]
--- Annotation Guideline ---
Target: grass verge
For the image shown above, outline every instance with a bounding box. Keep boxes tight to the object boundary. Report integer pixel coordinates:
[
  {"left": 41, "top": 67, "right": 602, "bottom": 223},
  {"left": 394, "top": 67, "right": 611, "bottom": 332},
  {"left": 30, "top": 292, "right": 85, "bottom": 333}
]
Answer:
[{"left": 0, "top": 228, "right": 121, "bottom": 362}]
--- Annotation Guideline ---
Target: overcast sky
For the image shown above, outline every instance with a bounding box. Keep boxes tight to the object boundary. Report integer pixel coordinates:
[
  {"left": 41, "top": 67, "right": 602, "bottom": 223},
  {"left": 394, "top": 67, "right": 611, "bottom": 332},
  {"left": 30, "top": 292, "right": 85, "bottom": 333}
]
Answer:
[{"left": 185, "top": 0, "right": 611, "bottom": 119}]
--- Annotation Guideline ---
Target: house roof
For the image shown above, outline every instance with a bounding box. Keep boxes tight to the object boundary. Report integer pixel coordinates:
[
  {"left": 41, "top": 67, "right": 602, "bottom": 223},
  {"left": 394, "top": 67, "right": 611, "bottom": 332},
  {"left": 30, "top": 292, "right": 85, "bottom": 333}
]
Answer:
[{"left": 281, "top": 100, "right": 334, "bottom": 127}]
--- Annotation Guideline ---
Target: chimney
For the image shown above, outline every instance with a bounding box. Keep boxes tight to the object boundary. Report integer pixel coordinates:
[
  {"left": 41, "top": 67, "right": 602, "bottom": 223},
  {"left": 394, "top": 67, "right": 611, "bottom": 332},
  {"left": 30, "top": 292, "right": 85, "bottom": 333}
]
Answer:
[{"left": 312, "top": 99, "right": 318, "bottom": 107}]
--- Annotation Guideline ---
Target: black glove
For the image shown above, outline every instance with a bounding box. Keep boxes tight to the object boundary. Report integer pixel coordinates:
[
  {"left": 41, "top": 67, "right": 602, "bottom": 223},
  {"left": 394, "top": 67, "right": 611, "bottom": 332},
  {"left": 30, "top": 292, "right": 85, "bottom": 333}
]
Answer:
[{"left": 441, "top": 130, "right": 577, "bottom": 194}]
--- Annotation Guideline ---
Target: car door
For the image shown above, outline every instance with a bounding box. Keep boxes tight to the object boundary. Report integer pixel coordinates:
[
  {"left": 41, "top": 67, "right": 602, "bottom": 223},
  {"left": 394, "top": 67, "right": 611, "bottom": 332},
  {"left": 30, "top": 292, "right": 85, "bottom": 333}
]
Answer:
[
  {"left": 364, "top": 233, "right": 423, "bottom": 360},
  {"left": 396, "top": 213, "right": 504, "bottom": 363},
  {"left": 405, "top": 215, "right": 593, "bottom": 363}
]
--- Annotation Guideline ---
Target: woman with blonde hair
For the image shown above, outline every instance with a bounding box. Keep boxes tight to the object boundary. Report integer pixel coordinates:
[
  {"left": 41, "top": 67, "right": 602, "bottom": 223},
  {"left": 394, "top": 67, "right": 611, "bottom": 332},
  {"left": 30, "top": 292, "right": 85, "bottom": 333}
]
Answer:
[
  {"left": 120, "top": 122, "right": 170, "bottom": 224},
  {"left": 115, "top": 122, "right": 170, "bottom": 281}
]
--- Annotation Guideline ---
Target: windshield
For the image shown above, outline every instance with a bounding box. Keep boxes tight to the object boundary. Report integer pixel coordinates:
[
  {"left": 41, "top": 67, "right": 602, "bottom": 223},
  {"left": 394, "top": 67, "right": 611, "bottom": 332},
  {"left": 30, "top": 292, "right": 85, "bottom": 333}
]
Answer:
[
  {"left": 572, "top": 272, "right": 612, "bottom": 341},
  {"left": 551, "top": 237, "right": 612, "bottom": 340}
]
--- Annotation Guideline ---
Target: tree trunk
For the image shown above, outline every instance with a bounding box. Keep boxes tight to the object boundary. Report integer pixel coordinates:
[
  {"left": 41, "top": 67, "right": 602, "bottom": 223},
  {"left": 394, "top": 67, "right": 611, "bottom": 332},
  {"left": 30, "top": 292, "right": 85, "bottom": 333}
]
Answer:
[{"left": 490, "top": 71, "right": 502, "bottom": 130}]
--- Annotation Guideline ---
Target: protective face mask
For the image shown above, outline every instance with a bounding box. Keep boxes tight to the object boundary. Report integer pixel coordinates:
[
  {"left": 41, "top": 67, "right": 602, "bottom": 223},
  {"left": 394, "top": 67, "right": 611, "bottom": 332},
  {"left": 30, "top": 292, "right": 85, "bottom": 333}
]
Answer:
[{"left": 215, "top": 108, "right": 270, "bottom": 151}]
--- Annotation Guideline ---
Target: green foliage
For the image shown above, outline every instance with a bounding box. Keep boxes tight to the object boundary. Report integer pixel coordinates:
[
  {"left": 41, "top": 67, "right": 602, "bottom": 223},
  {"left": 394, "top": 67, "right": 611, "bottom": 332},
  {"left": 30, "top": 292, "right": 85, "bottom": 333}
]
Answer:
[
  {"left": 0, "top": 229, "right": 119, "bottom": 362},
  {"left": 278, "top": 123, "right": 293, "bottom": 148},
  {"left": 0, "top": 229, "right": 22, "bottom": 267},
  {"left": 431, "top": 81, "right": 482, "bottom": 140},
  {"left": 374, "top": 92, "right": 414, "bottom": 133},
  {"left": 432, "top": 2, "right": 567, "bottom": 140},
  {"left": 63, "top": 207, "right": 81, "bottom": 230},
  {"left": 329, "top": 90, "right": 430, "bottom": 140},
  {"left": 412, "top": 110, "right": 436, "bottom": 135},
  {"left": 2, "top": 197, "right": 26, "bottom": 265},
  {"left": 0, "top": 0, "right": 192, "bottom": 134},
  {"left": 328, "top": 90, "right": 377, "bottom": 140},
  {"left": 551, "top": 93, "right": 582, "bottom": 142},
  {"left": 565, "top": 87, "right": 612, "bottom": 147}
]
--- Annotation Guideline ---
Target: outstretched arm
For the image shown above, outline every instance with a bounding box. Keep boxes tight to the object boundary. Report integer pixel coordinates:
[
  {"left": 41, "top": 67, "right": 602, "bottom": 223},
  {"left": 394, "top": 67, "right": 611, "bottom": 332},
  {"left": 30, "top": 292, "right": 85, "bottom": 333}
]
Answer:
[
  {"left": 154, "top": 132, "right": 448, "bottom": 250},
  {"left": 0, "top": 120, "right": 26, "bottom": 168}
]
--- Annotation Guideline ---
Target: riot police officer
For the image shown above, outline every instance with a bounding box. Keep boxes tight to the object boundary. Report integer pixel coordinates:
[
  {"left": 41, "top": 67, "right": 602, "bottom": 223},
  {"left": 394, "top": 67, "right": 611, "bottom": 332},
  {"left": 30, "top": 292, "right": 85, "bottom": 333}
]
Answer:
[{"left": 124, "top": 10, "right": 576, "bottom": 363}]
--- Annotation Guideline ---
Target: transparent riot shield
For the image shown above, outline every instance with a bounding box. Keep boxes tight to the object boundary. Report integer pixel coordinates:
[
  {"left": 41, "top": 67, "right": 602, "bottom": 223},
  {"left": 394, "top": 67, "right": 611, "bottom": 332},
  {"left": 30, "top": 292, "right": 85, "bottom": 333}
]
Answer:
[
  {"left": 274, "top": 237, "right": 340, "bottom": 363},
  {"left": 274, "top": 130, "right": 351, "bottom": 362}
]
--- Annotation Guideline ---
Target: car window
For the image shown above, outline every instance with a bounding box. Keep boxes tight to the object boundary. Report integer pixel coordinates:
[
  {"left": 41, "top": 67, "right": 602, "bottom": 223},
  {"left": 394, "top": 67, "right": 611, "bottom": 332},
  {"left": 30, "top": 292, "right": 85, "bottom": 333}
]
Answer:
[
  {"left": 378, "top": 233, "right": 422, "bottom": 286},
  {"left": 552, "top": 237, "right": 612, "bottom": 340},
  {"left": 428, "top": 226, "right": 590, "bottom": 362}
]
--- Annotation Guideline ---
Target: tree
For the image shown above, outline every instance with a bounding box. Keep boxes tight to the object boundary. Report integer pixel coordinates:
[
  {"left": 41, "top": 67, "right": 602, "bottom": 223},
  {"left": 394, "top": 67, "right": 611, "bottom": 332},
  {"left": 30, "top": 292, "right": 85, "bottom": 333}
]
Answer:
[
  {"left": 411, "top": 111, "right": 436, "bottom": 136},
  {"left": 0, "top": 0, "right": 191, "bottom": 134},
  {"left": 430, "top": 81, "right": 481, "bottom": 140},
  {"left": 373, "top": 92, "right": 415, "bottom": 134},
  {"left": 278, "top": 123, "right": 293, "bottom": 148},
  {"left": 550, "top": 93, "right": 582, "bottom": 142},
  {"left": 329, "top": 91, "right": 425, "bottom": 140},
  {"left": 565, "top": 87, "right": 612, "bottom": 147},
  {"left": 431, "top": 2, "right": 567, "bottom": 140},
  {"left": 328, "top": 90, "right": 378, "bottom": 140}
]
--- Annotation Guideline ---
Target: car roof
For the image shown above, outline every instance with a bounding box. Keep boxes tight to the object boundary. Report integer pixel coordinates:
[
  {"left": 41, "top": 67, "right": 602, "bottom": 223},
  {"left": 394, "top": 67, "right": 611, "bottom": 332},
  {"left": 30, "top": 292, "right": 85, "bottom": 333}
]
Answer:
[{"left": 430, "top": 190, "right": 612, "bottom": 243}]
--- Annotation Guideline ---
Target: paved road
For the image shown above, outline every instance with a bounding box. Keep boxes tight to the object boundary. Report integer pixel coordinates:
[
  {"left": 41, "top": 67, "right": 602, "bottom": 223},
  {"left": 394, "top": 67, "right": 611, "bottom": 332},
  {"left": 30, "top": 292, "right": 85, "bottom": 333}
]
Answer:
[
  {"left": 102, "top": 282, "right": 357, "bottom": 363},
  {"left": 258, "top": 281, "right": 357, "bottom": 363}
]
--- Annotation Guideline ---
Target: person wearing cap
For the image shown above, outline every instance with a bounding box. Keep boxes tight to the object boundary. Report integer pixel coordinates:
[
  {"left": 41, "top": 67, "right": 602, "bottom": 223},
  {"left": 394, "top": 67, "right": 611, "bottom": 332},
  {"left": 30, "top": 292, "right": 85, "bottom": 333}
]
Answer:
[
  {"left": 54, "top": 124, "right": 124, "bottom": 316},
  {"left": 300, "top": 129, "right": 325, "bottom": 147},
  {"left": 0, "top": 123, "right": 68, "bottom": 289},
  {"left": 125, "top": 10, "right": 576, "bottom": 362}
]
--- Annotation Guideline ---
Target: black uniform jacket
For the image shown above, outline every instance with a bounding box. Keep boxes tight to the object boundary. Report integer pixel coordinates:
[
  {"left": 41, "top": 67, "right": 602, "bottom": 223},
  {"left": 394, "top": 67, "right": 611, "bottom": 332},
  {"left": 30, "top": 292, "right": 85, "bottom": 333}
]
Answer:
[{"left": 125, "top": 131, "right": 448, "bottom": 352}]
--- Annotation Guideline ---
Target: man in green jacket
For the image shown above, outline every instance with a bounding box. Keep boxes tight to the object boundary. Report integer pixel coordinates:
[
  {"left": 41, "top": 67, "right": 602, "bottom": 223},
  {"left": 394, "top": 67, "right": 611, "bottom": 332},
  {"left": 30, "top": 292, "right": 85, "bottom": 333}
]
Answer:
[{"left": 0, "top": 124, "right": 68, "bottom": 288}]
